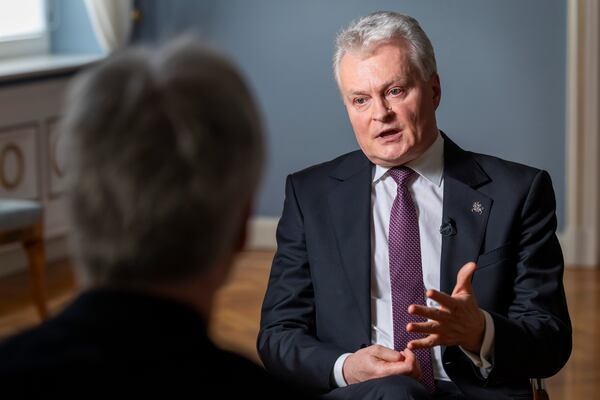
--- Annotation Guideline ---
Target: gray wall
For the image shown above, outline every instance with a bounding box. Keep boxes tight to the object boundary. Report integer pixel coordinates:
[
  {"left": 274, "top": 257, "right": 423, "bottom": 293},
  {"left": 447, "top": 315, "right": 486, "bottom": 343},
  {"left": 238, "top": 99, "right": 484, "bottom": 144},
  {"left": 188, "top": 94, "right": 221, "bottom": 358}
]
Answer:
[{"left": 137, "top": 0, "right": 568, "bottom": 228}]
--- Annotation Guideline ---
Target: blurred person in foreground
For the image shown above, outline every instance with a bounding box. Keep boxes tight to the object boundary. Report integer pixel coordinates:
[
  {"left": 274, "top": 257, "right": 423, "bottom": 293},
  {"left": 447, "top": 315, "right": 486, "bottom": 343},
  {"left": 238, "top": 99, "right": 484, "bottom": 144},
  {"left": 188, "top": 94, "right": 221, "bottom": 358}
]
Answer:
[{"left": 0, "top": 37, "right": 309, "bottom": 398}]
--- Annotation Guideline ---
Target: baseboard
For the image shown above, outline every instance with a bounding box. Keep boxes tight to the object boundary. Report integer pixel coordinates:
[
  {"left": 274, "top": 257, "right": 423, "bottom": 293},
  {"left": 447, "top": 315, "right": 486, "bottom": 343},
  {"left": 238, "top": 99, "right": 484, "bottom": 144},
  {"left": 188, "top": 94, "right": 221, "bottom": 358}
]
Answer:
[
  {"left": 559, "top": 228, "right": 599, "bottom": 268},
  {"left": 246, "top": 219, "right": 590, "bottom": 267},
  {"left": 4, "top": 217, "right": 580, "bottom": 276},
  {"left": 247, "top": 220, "right": 592, "bottom": 267},
  {"left": 0, "top": 217, "right": 281, "bottom": 278},
  {"left": 248, "top": 216, "right": 279, "bottom": 250}
]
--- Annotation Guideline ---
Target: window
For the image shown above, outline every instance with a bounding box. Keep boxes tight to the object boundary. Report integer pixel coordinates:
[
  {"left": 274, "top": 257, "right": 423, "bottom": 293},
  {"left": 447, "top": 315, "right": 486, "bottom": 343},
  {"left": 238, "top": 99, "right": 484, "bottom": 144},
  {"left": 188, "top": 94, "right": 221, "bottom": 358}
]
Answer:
[{"left": 0, "top": 0, "right": 48, "bottom": 59}]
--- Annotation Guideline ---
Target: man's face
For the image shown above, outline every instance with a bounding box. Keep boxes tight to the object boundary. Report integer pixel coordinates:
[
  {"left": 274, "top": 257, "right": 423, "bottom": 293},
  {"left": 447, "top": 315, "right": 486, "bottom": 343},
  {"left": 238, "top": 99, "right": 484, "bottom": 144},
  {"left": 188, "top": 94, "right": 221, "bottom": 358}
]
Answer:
[{"left": 338, "top": 42, "right": 441, "bottom": 167}]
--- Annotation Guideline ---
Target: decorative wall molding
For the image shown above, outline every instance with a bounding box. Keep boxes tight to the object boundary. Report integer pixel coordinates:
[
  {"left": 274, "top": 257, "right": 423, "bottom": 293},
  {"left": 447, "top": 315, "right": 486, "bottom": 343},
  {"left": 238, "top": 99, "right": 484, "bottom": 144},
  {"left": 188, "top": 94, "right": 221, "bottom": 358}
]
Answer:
[
  {"left": 0, "top": 142, "right": 24, "bottom": 189},
  {"left": 562, "top": 0, "right": 600, "bottom": 267},
  {"left": 0, "top": 73, "right": 81, "bottom": 278},
  {"left": 0, "top": 124, "right": 39, "bottom": 199}
]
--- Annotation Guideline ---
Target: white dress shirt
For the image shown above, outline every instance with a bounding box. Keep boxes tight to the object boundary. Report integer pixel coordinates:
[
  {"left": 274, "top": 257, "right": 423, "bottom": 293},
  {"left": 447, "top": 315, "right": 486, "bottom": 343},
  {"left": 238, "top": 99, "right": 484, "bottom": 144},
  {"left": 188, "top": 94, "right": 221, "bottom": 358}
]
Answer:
[{"left": 333, "top": 132, "right": 494, "bottom": 387}]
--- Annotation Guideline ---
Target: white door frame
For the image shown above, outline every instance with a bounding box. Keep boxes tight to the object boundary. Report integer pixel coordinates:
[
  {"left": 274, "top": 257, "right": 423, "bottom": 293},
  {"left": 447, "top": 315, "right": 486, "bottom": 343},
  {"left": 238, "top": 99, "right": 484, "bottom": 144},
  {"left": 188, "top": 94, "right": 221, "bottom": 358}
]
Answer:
[{"left": 562, "top": 0, "right": 600, "bottom": 267}]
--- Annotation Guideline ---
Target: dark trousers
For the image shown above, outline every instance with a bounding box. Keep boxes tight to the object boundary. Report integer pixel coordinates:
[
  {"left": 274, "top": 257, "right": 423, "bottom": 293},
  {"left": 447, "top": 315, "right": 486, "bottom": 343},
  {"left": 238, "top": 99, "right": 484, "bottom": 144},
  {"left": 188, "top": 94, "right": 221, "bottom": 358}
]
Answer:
[{"left": 321, "top": 376, "right": 467, "bottom": 400}]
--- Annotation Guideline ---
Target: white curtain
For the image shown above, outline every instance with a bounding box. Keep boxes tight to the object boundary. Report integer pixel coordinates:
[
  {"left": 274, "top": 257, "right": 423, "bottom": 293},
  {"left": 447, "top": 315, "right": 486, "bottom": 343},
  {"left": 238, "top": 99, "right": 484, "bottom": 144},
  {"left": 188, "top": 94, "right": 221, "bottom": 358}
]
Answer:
[{"left": 84, "top": 0, "right": 133, "bottom": 53}]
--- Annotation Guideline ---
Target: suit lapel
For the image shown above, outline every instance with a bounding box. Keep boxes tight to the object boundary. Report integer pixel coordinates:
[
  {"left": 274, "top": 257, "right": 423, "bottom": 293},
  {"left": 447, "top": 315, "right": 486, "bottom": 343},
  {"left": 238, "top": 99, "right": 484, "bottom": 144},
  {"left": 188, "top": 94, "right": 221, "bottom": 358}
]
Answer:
[
  {"left": 440, "top": 135, "right": 492, "bottom": 294},
  {"left": 324, "top": 137, "right": 492, "bottom": 341},
  {"left": 327, "top": 151, "right": 372, "bottom": 340}
]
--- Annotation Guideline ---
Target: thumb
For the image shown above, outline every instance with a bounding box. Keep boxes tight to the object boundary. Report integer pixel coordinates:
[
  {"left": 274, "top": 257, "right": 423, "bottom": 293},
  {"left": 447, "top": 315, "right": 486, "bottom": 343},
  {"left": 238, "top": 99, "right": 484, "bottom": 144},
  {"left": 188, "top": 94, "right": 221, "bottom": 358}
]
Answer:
[
  {"left": 452, "top": 261, "right": 477, "bottom": 295},
  {"left": 401, "top": 348, "right": 416, "bottom": 362},
  {"left": 400, "top": 348, "right": 422, "bottom": 379}
]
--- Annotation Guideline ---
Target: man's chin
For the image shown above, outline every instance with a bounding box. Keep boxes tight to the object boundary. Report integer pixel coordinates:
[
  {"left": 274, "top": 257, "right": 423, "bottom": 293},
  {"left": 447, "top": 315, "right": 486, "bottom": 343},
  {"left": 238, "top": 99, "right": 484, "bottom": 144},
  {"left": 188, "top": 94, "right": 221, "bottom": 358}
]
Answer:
[
  {"left": 369, "top": 155, "right": 410, "bottom": 168},
  {"left": 372, "top": 150, "right": 411, "bottom": 165}
]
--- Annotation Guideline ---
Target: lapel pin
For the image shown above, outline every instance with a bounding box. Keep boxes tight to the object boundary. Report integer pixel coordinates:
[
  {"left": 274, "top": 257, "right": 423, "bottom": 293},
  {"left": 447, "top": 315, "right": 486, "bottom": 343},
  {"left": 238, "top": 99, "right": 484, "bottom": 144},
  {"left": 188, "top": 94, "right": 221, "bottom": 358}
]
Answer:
[{"left": 471, "top": 201, "right": 484, "bottom": 215}]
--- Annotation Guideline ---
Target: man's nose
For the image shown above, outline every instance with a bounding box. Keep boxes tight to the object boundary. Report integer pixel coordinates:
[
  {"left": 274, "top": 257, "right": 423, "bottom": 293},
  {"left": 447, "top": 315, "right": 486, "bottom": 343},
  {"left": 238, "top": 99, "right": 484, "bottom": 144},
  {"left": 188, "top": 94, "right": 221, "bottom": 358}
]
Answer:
[{"left": 372, "top": 98, "right": 393, "bottom": 121}]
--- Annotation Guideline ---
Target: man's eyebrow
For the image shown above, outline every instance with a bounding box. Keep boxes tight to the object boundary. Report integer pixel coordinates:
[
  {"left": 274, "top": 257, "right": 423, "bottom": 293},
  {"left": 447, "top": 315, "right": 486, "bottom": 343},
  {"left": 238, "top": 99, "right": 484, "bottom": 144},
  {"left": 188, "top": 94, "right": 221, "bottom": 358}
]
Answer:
[
  {"left": 347, "top": 89, "right": 369, "bottom": 96},
  {"left": 346, "top": 76, "right": 412, "bottom": 96},
  {"left": 381, "top": 76, "right": 411, "bottom": 88}
]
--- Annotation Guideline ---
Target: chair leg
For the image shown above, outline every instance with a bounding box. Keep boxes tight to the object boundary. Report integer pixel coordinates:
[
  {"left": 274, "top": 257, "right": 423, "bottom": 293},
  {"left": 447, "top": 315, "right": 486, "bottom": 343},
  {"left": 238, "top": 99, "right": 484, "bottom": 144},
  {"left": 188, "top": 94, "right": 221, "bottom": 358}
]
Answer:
[
  {"left": 533, "top": 389, "right": 550, "bottom": 400},
  {"left": 23, "top": 222, "right": 48, "bottom": 320},
  {"left": 531, "top": 378, "right": 550, "bottom": 400}
]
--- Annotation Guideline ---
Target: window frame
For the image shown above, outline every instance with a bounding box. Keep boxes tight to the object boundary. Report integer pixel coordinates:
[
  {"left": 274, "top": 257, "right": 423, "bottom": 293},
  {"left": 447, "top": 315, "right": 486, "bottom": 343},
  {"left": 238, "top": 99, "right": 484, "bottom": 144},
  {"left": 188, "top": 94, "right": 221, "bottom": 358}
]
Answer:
[{"left": 0, "top": 0, "right": 49, "bottom": 60}]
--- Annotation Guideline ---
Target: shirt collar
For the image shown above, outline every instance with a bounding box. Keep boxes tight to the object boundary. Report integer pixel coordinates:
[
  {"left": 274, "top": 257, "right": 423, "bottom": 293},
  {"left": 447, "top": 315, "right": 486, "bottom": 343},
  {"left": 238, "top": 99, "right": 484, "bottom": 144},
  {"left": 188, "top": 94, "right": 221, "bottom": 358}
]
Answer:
[{"left": 372, "top": 131, "right": 444, "bottom": 186}]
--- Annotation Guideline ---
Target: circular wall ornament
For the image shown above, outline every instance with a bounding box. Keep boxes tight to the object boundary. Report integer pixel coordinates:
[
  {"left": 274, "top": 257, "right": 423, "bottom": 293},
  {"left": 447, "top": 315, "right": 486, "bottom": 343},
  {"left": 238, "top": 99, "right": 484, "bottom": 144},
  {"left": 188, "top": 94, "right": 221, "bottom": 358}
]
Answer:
[{"left": 0, "top": 143, "right": 25, "bottom": 190}]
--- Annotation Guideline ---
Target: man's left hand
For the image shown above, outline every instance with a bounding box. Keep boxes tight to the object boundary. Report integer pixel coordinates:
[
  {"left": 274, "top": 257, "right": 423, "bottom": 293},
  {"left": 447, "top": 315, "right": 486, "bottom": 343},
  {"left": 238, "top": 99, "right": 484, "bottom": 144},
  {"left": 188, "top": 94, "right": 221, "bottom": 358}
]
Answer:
[{"left": 406, "top": 261, "right": 485, "bottom": 353}]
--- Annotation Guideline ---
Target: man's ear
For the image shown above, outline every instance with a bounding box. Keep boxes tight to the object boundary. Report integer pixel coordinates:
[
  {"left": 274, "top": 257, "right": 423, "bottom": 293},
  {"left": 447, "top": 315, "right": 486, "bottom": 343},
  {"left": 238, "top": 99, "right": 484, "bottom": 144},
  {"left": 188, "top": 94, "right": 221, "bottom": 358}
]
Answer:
[{"left": 431, "top": 73, "right": 441, "bottom": 110}]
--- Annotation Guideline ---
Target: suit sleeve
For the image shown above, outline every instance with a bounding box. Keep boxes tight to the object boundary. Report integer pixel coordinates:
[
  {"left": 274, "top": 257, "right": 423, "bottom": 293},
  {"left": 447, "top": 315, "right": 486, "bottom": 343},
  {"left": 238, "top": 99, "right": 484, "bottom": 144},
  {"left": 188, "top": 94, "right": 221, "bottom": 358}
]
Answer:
[
  {"left": 488, "top": 170, "right": 572, "bottom": 379},
  {"left": 257, "top": 174, "right": 345, "bottom": 393}
]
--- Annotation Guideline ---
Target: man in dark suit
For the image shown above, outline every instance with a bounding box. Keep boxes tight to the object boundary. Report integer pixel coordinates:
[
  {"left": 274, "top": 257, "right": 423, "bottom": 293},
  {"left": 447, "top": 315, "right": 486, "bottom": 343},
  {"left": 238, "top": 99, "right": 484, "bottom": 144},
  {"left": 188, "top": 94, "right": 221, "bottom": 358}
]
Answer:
[
  {"left": 258, "top": 11, "right": 571, "bottom": 400},
  {"left": 0, "top": 38, "right": 309, "bottom": 398}
]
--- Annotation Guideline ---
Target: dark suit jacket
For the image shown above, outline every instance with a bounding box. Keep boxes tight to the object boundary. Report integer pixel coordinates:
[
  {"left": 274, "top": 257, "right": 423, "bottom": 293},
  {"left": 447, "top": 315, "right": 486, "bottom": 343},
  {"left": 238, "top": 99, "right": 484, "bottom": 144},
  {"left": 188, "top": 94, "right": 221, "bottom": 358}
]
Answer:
[
  {"left": 0, "top": 288, "right": 309, "bottom": 398},
  {"left": 258, "top": 135, "right": 572, "bottom": 399}
]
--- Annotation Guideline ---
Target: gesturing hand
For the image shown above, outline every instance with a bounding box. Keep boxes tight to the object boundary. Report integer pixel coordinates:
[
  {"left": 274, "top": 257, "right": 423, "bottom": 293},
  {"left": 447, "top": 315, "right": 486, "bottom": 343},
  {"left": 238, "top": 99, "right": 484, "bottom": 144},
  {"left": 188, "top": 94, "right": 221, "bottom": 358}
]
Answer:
[
  {"left": 406, "top": 262, "right": 485, "bottom": 353},
  {"left": 342, "top": 345, "right": 421, "bottom": 385}
]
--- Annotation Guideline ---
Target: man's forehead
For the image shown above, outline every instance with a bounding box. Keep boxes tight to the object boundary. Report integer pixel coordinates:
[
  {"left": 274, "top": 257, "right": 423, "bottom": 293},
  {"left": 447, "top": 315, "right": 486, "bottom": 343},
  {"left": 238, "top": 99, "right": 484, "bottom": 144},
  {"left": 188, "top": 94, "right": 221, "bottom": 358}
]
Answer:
[
  {"left": 341, "top": 42, "right": 415, "bottom": 71},
  {"left": 339, "top": 46, "right": 417, "bottom": 91},
  {"left": 348, "top": 37, "right": 411, "bottom": 59}
]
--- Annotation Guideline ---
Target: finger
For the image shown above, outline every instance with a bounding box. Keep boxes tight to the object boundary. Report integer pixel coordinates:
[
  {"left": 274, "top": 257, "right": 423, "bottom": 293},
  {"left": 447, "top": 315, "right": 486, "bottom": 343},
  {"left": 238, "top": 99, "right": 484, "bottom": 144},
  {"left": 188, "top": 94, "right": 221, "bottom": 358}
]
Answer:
[
  {"left": 408, "top": 304, "right": 450, "bottom": 321},
  {"left": 398, "top": 348, "right": 422, "bottom": 380},
  {"left": 380, "top": 358, "right": 420, "bottom": 379},
  {"left": 407, "top": 335, "right": 439, "bottom": 350},
  {"left": 453, "top": 261, "right": 477, "bottom": 295},
  {"left": 370, "top": 344, "right": 404, "bottom": 362},
  {"left": 425, "top": 289, "right": 456, "bottom": 310},
  {"left": 406, "top": 320, "right": 441, "bottom": 334},
  {"left": 399, "top": 348, "right": 416, "bottom": 365}
]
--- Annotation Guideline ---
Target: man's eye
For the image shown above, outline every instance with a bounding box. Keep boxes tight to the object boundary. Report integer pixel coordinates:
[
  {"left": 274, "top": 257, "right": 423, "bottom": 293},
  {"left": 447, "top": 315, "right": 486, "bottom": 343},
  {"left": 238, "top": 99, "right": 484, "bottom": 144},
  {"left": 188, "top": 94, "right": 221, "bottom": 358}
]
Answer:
[
  {"left": 388, "top": 87, "right": 404, "bottom": 96},
  {"left": 353, "top": 97, "right": 367, "bottom": 105}
]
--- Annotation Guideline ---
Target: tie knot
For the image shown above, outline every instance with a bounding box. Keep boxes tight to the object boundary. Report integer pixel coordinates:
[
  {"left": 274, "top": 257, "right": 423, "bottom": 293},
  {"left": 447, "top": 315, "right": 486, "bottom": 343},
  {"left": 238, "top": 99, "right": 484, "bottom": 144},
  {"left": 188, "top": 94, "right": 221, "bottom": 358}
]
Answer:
[{"left": 389, "top": 166, "right": 415, "bottom": 187}]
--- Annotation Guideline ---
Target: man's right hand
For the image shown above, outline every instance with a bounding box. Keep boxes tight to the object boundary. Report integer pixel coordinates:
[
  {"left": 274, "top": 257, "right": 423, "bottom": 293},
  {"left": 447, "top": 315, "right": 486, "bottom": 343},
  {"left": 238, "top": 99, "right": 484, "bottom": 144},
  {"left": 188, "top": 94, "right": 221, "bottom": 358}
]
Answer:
[{"left": 342, "top": 345, "right": 421, "bottom": 385}]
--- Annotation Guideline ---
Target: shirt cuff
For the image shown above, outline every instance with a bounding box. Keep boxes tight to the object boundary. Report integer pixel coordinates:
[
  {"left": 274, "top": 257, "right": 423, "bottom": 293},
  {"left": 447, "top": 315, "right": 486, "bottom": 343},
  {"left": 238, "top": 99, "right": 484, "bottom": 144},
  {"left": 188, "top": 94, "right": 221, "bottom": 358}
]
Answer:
[
  {"left": 333, "top": 353, "right": 352, "bottom": 387},
  {"left": 459, "top": 310, "right": 495, "bottom": 371}
]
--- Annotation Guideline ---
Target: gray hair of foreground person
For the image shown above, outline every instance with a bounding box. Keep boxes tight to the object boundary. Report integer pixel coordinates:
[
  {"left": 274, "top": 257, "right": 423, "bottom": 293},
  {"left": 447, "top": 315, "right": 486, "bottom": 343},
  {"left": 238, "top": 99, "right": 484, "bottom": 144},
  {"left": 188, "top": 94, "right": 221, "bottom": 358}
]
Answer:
[
  {"left": 332, "top": 11, "right": 437, "bottom": 85},
  {"left": 62, "top": 38, "right": 264, "bottom": 287}
]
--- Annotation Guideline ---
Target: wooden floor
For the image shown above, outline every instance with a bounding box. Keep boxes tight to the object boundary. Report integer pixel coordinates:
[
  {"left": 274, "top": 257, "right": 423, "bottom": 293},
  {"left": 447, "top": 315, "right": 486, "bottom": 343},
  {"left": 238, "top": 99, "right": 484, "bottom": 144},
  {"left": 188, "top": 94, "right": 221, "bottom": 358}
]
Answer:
[{"left": 0, "top": 250, "right": 597, "bottom": 398}]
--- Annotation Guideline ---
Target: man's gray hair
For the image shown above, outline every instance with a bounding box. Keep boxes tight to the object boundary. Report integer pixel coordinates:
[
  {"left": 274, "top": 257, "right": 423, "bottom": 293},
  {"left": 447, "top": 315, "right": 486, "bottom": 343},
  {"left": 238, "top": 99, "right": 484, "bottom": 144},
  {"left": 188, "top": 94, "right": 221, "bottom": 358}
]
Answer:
[
  {"left": 62, "top": 37, "right": 264, "bottom": 287},
  {"left": 333, "top": 11, "right": 437, "bottom": 85}
]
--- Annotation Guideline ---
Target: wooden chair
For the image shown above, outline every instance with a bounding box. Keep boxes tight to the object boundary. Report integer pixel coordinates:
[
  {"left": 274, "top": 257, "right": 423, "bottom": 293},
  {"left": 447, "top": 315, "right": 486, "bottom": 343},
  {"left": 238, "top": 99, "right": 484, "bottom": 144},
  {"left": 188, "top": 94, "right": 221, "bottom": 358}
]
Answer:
[
  {"left": 0, "top": 199, "right": 47, "bottom": 320},
  {"left": 531, "top": 378, "right": 550, "bottom": 400}
]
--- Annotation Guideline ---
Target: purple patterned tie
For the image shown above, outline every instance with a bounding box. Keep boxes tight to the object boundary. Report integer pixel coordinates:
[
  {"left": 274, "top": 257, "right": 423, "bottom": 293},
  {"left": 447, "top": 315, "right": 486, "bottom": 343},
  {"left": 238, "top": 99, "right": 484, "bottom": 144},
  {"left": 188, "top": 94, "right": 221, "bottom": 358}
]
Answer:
[{"left": 388, "top": 166, "right": 435, "bottom": 392}]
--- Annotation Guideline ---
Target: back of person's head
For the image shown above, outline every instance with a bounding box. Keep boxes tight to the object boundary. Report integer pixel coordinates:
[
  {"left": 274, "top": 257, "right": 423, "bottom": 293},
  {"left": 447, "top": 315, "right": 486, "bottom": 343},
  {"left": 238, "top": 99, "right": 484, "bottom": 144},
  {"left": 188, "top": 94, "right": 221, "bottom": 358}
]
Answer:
[
  {"left": 333, "top": 11, "right": 437, "bottom": 85},
  {"left": 62, "top": 37, "right": 264, "bottom": 288}
]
